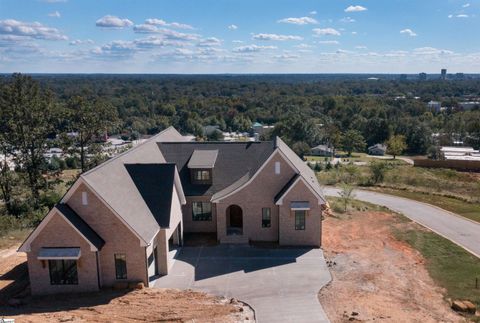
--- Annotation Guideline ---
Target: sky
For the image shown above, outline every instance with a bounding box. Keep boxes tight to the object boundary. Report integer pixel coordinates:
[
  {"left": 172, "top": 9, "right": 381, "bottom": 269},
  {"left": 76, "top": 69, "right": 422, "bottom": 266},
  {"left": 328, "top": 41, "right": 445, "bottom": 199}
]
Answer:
[{"left": 0, "top": 0, "right": 479, "bottom": 74}]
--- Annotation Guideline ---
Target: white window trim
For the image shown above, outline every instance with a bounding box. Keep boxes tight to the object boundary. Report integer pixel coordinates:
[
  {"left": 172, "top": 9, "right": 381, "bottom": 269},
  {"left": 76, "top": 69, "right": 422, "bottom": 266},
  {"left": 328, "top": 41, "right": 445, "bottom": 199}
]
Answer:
[
  {"left": 275, "top": 161, "right": 281, "bottom": 175},
  {"left": 82, "top": 191, "right": 88, "bottom": 206}
]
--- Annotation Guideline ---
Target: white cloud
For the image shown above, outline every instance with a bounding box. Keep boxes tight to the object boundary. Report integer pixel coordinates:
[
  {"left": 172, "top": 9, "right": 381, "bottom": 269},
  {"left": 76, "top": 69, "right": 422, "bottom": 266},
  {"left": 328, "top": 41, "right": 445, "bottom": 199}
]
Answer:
[
  {"left": 144, "top": 18, "right": 193, "bottom": 30},
  {"left": 69, "top": 39, "right": 94, "bottom": 45},
  {"left": 232, "top": 40, "right": 243, "bottom": 43},
  {"left": 96, "top": 15, "right": 133, "bottom": 28},
  {"left": 133, "top": 25, "right": 199, "bottom": 41},
  {"left": 463, "top": 3, "right": 470, "bottom": 8},
  {"left": 355, "top": 45, "right": 367, "bottom": 49},
  {"left": 400, "top": 28, "right": 417, "bottom": 37},
  {"left": 413, "top": 47, "right": 454, "bottom": 56},
  {"left": 312, "top": 28, "right": 341, "bottom": 36},
  {"left": 456, "top": 14, "right": 469, "bottom": 18},
  {"left": 310, "top": 11, "right": 317, "bottom": 15},
  {"left": 232, "top": 44, "right": 277, "bottom": 53},
  {"left": 0, "top": 19, "right": 67, "bottom": 40},
  {"left": 228, "top": 24, "right": 238, "bottom": 30},
  {"left": 252, "top": 33, "right": 303, "bottom": 41},
  {"left": 48, "top": 11, "right": 61, "bottom": 18},
  {"left": 345, "top": 5, "right": 367, "bottom": 12},
  {"left": 274, "top": 53, "right": 299, "bottom": 60},
  {"left": 317, "top": 40, "right": 339, "bottom": 45},
  {"left": 197, "top": 37, "right": 222, "bottom": 47},
  {"left": 351, "top": 31, "right": 358, "bottom": 35},
  {"left": 277, "top": 17, "right": 318, "bottom": 25},
  {"left": 295, "top": 43, "right": 312, "bottom": 49},
  {"left": 340, "top": 17, "right": 355, "bottom": 23}
]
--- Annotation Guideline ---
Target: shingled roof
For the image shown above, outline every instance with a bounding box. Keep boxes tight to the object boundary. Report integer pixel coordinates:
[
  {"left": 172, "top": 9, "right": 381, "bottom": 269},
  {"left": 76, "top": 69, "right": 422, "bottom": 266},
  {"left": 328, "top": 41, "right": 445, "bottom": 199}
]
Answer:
[{"left": 158, "top": 141, "right": 275, "bottom": 197}]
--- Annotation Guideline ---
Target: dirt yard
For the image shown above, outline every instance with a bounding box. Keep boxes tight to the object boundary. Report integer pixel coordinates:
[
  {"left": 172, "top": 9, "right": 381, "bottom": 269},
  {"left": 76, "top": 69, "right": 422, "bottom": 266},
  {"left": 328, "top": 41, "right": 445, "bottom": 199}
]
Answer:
[
  {"left": 0, "top": 246, "right": 254, "bottom": 323},
  {"left": 318, "top": 210, "right": 464, "bottom": 323}
]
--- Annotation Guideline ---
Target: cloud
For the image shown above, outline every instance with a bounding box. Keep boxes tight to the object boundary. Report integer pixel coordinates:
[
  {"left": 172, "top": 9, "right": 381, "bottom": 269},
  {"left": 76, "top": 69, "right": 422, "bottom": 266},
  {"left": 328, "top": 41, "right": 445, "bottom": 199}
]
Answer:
[
  {"left": 312, "top": 28, "right": 341, "bottom": 36},
  {"left": 345, "top": 5, "right": 367, "bottom": 12},
  {"left": 413, "top": 47, "right": 454, "bottom": 56},
  {"left": 0, "top": 19, "right": 67, "bottom": 40},
  {"left": 69, "top": 39, "right": 94, "bottom": 45},
  {"left": 340, "top": 17, "right": 355, "bottom": 23},
  {"left": 400, "top": 28, "right": 417, "bottom": 37},
  {"left": 133, "top": 25, "right": 199, "bottom": 41},
  {"left": 351, "top": 31, "right": 358, "bottom": 35},
  {"left": 277, "top": 17, "right": 318, "bottom": 25},
  {"left": 197, "top": 37, "right": 222, "bottom": 47},
  {"left": 228, "top": 24, "right": 238, "bottom": 30},
  {"left": 232, "top": 44, "right": 277, "bottom": 53},
  {"left": 355, "top": 45, "right": 367, "bottom": 49},
  {"left": 456, "top": 14, "right": 469, "bottom": 18},
  {"left": 310, "top": 11, "right": 317, "bottom": 15},
  {"left": 317, "top": 40, "right": 339, "bottom": 45},
  {"left": 463, "top": 3, "right": 470, "bottom": 8},
  {"left": 144, "top": 18, "right": 193, "bottom": 30},
  {"left": 96, "top": 15, "right": 133, "bottom": 28},
  {"left": 274, "top": 53, "right": 299, "bottom": 60},
  {"left": 295, "top": 43, "right": 312, "bottom": 49},
  {"left": 252, "top": 33, "right": 303, "bottom": 41},
  {"left": 48, "top": 11, "right": 61, "bottom": 18}
]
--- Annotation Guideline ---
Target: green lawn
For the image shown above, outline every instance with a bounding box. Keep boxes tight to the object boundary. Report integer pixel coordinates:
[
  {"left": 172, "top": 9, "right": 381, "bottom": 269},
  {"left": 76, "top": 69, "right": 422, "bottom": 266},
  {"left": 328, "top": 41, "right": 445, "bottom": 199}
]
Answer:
[
  {"left": 373, "top": 188, "right": 480, "bottom": 223},
  {"left": 394, "top": 226, "right": 480, "bottom": 320}
]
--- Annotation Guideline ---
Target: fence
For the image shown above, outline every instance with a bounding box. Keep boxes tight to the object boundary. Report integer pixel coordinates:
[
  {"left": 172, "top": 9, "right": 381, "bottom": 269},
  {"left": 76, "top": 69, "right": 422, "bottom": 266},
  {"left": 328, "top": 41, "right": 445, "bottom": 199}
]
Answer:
[{"left": 413, "top": 159, "right": 480, "bottom": 172}]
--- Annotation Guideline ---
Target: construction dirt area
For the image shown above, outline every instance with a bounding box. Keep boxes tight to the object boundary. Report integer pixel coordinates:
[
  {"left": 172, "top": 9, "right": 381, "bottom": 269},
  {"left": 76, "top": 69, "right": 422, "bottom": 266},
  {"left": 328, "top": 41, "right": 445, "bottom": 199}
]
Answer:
[
  {"left": 318, "top": 209, "right": 463, "bottom": 323},
  {"left": 0, "top": 246, "right": 253, "bottom": 323}
]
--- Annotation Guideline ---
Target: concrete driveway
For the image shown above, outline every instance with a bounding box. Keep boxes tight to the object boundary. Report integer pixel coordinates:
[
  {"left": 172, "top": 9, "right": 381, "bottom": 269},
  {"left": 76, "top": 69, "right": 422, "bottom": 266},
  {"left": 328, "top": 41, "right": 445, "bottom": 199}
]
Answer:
[
  {"left": 324, "top": 187, "right": 480, "bottom": 258},
  {"left": 154, "top": 244, "right": 331, "bottom": 323}
]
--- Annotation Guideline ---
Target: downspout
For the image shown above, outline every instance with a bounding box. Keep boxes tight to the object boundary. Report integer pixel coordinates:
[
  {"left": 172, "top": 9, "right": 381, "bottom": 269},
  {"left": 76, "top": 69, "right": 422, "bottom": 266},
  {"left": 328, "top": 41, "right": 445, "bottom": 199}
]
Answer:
[
  {"left": 95, "top": 251, "right": 101, "bottom": 290},
  {"left": 144, "top": 246, "right": 149, "bottom": 287}
]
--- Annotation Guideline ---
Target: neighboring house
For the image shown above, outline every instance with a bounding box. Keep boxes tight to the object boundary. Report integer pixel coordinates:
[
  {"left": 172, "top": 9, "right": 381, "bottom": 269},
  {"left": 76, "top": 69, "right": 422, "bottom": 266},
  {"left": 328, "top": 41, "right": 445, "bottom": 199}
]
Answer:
[
  {"left": 310, "top": 144, "right": 333, "bottom": 157},
  {"left": 441, "top": 146, "right": 480, "bottom": 161},
  {"left": 368, "top": 144, "right": 387, "bottom": 156},
  {"left": 19, "top": 127, "right": 326, "bottom": 295}
]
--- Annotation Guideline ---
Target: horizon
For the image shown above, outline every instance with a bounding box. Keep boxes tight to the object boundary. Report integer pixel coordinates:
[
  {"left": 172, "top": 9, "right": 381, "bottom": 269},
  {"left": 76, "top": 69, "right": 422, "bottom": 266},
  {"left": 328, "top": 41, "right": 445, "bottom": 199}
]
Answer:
[{"left": 1, "top": 0, "right": 480, "bottom": 73}]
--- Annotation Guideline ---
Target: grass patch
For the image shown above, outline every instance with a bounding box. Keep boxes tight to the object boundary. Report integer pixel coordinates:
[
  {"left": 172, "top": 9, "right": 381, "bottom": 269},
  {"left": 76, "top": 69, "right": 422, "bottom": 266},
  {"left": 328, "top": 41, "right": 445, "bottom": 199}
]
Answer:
[
  {"left": 0, "top": 228, "right": 31, "bottom": 249},
  {"left": 393, "top": 226, "right": 480, "bottom": 317},
  {"left": 327, "top": 196, "right": 388, "bottom": 214},
  {"left": 373, "top": 188, "right": 480, "bottom": 223}
]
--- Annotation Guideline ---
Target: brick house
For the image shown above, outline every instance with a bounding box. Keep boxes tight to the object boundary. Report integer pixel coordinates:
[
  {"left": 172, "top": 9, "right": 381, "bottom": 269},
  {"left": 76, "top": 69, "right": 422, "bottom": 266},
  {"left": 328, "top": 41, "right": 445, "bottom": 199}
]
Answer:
[{"left": 19, "top": 127, "right": 326, "bottom": 295}]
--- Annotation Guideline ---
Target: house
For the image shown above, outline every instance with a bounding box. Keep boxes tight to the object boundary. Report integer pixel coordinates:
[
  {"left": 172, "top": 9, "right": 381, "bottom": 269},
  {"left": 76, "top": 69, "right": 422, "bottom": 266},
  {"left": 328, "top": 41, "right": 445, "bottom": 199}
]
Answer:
[
  {"left": 310, "top": 144, "right": 333, "bottom": 157},
  {"left": 441, "top": 146, "right": 480, "bottom": 161},
  {"left": 368, "top": 144, "right": 387, "bottom": 156},
  {"left": 19, "top": 127, "right": 326, "bottom": 295}
]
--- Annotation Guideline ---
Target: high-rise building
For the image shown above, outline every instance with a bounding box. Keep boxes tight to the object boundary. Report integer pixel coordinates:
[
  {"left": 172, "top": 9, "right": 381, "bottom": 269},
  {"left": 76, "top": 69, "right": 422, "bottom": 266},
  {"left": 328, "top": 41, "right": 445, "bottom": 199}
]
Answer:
[
  {"left": 441, "top": 69, "right": 447, "bottom": 80},
  {"left": 419, "top": 72, "right": 427, "bottom": 81}
]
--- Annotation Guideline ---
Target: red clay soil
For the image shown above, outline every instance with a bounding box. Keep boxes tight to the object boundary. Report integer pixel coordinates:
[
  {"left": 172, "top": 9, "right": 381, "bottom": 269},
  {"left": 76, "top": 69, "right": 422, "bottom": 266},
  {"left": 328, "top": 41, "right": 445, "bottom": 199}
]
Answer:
[
  {"left": 0, "top": 246, "right": 254, "bottom": 323},
  {"left": 318, "top": 211, "right": 464, "bottom": 323}
]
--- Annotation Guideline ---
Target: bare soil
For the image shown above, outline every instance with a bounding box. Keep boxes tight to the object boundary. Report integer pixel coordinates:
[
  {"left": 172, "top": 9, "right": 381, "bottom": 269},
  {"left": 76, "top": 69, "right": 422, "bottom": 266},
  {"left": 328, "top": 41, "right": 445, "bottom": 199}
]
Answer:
[
  {"left": 0, "top": 246, "right": 254, "bottom": 323},
  {"left": 318, "top": 211, "right": 464, "bottom": 323}
]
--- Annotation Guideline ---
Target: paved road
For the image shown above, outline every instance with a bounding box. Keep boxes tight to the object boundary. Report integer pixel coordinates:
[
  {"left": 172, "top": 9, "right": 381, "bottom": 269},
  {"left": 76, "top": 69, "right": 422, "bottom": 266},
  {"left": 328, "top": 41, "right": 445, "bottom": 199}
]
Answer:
[
  {"left": 154, "top": 245, "right": 331, "bottom": 323},
  {"left": 324, "top": 187, "right": 480, "bottom": 257}
]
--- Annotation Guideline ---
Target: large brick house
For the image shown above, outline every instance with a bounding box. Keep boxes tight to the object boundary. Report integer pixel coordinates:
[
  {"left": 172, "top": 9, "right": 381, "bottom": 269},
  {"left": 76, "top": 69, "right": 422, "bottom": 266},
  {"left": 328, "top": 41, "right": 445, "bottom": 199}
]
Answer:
[{"left": 19, "top": 127, "right": 326, "bottom": 295}]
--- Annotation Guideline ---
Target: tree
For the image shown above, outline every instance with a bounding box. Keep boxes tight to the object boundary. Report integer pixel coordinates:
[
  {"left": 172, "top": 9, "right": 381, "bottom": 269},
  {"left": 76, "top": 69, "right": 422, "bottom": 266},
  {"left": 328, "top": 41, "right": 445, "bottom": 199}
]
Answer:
[
  {"left": 369, "top": 161, "right": 389, "bottom": 184},
  {"left": 341, "top": 130, "right": 366, "bottom": 157},
  {"left": 386, "top": 135, "right": 407, "bottom": 159},
  {"left": 339, "top": 184, "right": 355, "bottom": 212},
  {"left": 66, "top": 96, "right": 118, "bottom": 172},
  {"left": 0, "top": 74, "right": 56, "bottom": 205}
]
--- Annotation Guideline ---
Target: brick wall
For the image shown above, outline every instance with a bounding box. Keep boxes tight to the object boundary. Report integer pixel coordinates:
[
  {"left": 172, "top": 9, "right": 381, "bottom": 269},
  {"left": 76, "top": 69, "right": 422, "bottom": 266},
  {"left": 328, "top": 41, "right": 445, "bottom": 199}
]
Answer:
[{"left": 182, "top": 196, "right": 217, "bottom": 233}]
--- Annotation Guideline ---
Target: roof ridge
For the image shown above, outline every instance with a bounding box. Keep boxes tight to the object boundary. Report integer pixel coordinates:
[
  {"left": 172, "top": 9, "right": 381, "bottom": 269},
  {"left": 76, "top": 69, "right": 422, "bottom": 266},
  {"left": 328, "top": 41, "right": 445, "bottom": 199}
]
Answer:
[{"left": 82, "top": 126, "right": 179, "bottom": 177}]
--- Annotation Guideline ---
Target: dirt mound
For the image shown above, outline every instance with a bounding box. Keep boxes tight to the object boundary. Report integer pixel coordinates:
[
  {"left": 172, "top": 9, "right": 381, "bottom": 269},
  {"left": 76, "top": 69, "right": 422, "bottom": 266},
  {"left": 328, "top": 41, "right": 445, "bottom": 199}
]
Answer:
[{"left": 318, "top": 212, "right": 463, "bottom": 322}]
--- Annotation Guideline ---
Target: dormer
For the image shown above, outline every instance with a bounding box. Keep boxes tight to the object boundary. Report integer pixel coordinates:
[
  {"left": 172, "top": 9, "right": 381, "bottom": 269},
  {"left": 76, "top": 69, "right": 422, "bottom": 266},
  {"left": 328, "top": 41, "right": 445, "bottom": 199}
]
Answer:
[{"left": 187, "top": 150, "right": 218, "bottom": 185}]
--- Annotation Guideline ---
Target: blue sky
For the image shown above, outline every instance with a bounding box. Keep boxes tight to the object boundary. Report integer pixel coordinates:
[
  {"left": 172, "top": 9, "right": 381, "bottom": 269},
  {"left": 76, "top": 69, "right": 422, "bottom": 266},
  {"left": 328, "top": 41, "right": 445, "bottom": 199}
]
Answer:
[{"left": 0, "top": 0, "right": 479, "bottom": 73}]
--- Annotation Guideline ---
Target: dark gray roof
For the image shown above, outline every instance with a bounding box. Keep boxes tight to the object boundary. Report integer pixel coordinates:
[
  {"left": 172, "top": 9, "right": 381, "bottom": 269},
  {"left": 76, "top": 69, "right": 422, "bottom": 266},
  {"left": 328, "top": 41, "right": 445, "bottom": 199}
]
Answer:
[
  {"left": 274, "top": 174, "right": 300, "bottom": 203},
  {"left": 56, "top": 203, "right": 105, "bottom": 250},
  {"left": 125, "top": 163, "right": 177, "bottom": 228},
  {"left": 187, "top": 150, "right": 218, "bottom": 169},
  {"left": 158, "top": 141, "right": 275, "bottom": 196}
]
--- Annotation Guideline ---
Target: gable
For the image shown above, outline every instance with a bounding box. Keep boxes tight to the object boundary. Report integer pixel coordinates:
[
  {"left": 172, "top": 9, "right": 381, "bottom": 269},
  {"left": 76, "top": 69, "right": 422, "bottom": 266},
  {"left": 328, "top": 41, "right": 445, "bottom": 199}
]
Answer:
[{"left": 275, "top": 175, "right": 325, "bottom": 206}]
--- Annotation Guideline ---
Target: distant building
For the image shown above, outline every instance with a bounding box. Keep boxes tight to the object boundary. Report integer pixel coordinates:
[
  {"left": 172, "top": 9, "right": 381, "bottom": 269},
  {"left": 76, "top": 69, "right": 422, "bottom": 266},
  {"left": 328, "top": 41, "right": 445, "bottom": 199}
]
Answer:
[
  {"left": 441, "top": 68, "right": 447, "bottom": 80},
  {"left": 368, "top": 144, "right": 387, "bottom": 156},
  {"left": 459, "top": 101, "right": 480, "bottom": 111},
  {"left": 428, "top": 100, "right": 442, "bottom": 112},
  {"left": 441, "top": 146, "right": 480, "bottom": 161},
  {"left": 419, "top": 72, "right": 427, "bottom": 81},
  {"left": 251, "top": 121, "right": 274, "bottom": 137},
  {"left": 310, "top": 145, "right": 333, "bottom": 157}
]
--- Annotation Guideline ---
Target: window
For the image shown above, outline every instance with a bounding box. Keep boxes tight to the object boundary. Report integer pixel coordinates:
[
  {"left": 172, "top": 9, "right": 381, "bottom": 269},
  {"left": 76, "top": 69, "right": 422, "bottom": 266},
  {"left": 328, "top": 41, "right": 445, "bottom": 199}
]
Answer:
[
  {"left": 49, "top": 260, "right": 78, "bottom": 285},
  {"left": 275, "top": 161, "right": 281, "bottom": 175},
  {"left": 82, "top": 192, "right": 88, "bottom": 206},
  {"left": 114, "top": 254, "right": 127, "bottom": 280},
  {"left": 192, "top": 202, "right": 212, "bottom": 221},
  {"left": 194, "top": 170, "right": 210, "bottom": 181},
  {"left": 295, "top": 210, "right": 306, "bottom": 230},
  {"left": 262, "top": 208, "right": 271, "bottom": 228}
]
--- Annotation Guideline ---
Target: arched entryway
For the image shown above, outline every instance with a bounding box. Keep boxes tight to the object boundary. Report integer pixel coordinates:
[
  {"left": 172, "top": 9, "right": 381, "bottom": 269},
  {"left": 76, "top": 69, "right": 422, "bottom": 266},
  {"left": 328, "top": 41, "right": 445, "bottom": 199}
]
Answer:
[{"left": 226, "top": 205, "right": 243, "bottom": 235}]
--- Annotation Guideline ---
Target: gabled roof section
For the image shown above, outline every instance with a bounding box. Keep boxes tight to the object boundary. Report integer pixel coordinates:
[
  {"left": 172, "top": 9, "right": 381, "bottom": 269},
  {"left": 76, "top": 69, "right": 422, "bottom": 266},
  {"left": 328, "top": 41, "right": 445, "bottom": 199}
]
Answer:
[
  {"left": 275, "top": 136, "right": 326, "bottom": 204},
  {"left": 187, "top": 150, "right": 218, "bottom": 169},
  {"left": 125, "top": 163, "right": 183, "bottom": 228},
  {"left": 274, "top": 174, "right": 300, "bottom": 203},
  {"left": 66, "top": 127, "right": 189, "bottom": 243},
  {"left": 19, "top": 204, "right": 105, "bottom": 252},
  {"left": 158, "top": 141, "right": 275, "bottom": 196}
]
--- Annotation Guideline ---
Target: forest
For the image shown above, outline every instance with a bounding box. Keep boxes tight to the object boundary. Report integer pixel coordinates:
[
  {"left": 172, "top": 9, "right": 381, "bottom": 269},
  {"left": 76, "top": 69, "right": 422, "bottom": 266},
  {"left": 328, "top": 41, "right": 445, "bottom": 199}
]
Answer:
[{"left": 0, "top": 73, "right": 480, "bottom": 234}]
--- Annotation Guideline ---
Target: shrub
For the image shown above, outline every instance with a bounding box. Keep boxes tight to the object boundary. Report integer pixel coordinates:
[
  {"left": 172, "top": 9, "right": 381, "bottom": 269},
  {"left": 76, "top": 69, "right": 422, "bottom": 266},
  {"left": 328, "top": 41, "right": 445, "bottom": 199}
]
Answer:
[{"left": 369, "top": 161, "right": 389, "bottom": 184}]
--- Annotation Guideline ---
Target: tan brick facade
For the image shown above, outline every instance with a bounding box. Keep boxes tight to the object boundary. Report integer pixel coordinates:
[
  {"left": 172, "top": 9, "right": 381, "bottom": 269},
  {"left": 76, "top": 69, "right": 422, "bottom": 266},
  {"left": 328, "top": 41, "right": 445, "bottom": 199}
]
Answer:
[
  {"left": 68, "top": 183, "right": 148, "bottom": 287},
  {"left": 183, "top": 196, "right": 217, "bottom": 233},
  {"left": 27, "top": 212, "right": 99, "bottom": 295}
]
